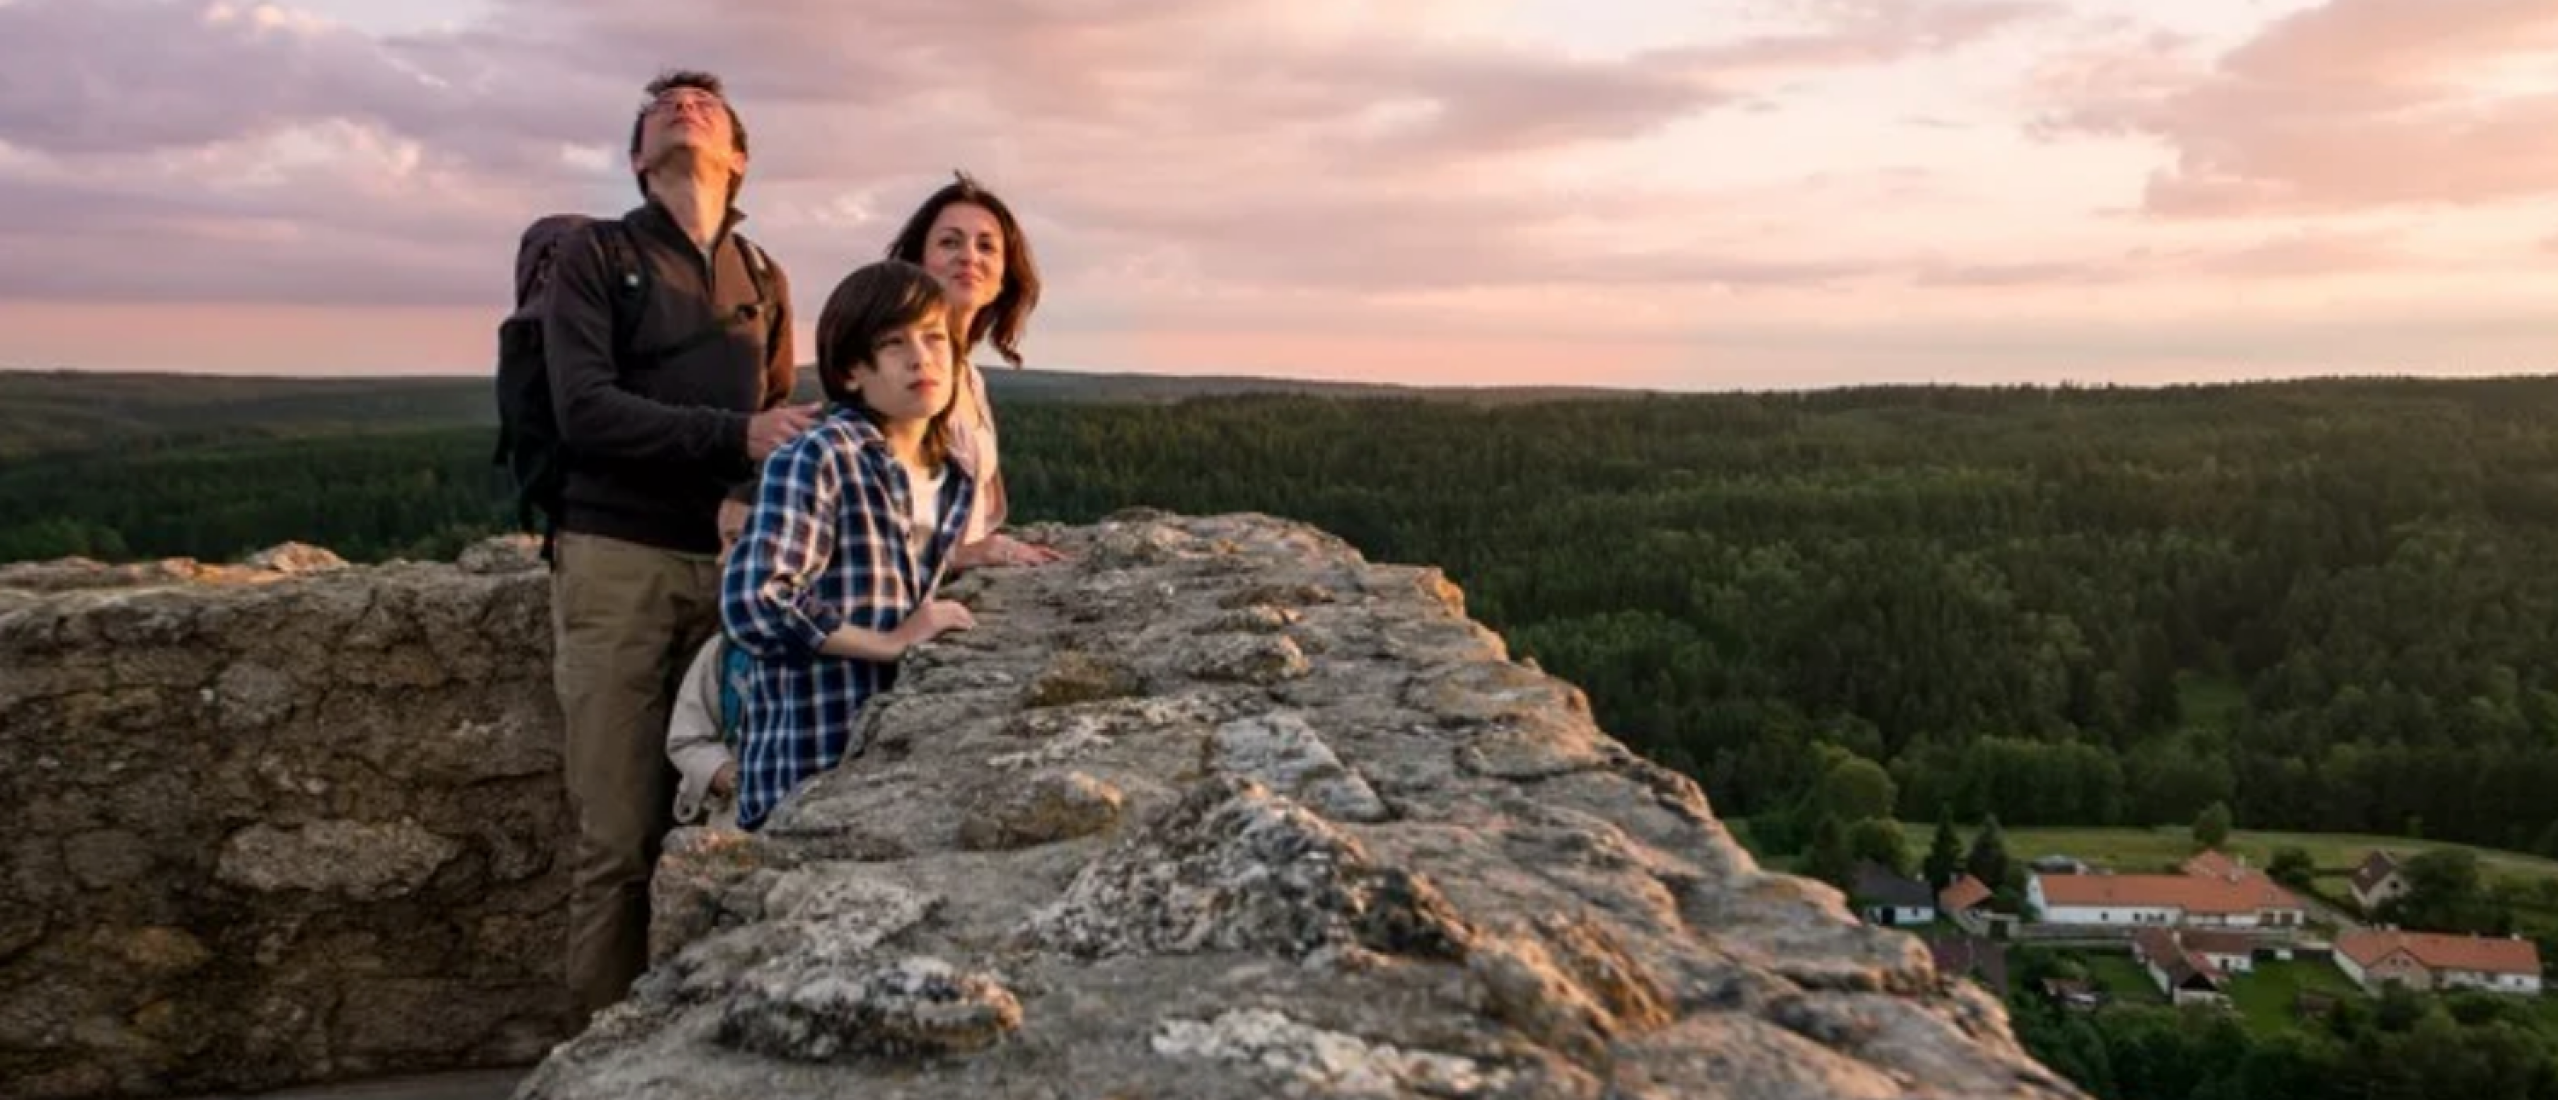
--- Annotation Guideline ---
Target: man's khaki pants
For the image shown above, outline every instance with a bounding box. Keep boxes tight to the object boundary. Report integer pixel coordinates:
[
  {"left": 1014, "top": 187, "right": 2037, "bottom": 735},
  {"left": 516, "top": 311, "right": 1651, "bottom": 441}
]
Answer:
[{"left": 550, "top": 532, "right": 722, "bottom": 1019}]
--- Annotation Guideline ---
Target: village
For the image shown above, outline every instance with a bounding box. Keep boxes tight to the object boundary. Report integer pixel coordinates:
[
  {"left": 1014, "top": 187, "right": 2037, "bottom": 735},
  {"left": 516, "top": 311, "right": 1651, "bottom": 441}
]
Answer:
[{"left": 1851, "top": 846, "right": 2548, "bottom": 1021}]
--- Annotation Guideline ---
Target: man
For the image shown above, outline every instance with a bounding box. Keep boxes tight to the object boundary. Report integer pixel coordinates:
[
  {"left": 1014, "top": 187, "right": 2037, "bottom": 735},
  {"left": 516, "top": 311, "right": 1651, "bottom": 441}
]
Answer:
[{"left": 543, "top": 69, "right": 816, "bottom": 1019}]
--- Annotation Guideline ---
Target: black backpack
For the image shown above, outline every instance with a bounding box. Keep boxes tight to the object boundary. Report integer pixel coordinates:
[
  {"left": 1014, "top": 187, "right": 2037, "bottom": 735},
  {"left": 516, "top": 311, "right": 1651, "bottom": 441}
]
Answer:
[{"left": 492, "top": 214, "right": 775, "bottom": 556}]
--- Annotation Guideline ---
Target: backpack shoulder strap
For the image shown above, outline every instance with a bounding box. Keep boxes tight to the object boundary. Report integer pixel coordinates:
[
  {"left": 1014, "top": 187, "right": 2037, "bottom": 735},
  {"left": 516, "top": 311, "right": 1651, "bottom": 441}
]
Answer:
[
  {"left": 734, "top": 233, "right": 784, "bottom": 371},
  {"left": 734, "top": 233, "right": 773, "bottom": 295},
  {"left": 597, "top": 220, "right": 649, "bottom": 353}
]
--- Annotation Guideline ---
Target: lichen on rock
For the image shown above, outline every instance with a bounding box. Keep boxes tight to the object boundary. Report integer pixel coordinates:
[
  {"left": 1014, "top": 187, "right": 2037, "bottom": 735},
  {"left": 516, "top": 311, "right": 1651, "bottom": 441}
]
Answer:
[{"left": 716, "top": 955, "right": 1022, "bottom": 1061}]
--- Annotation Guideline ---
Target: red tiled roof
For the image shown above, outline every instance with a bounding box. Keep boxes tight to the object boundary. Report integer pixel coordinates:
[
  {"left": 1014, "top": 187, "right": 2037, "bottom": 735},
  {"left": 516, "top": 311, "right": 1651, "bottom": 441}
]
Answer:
[
  {"left": 2037, "top": 872, "right": 2302, "bottom": 915},
  {"left": 2133, "top": 927, "right": 2226, "bottom": 988},
  {"left": 2338, "top": 931, "right": 2541, "bottom": 977},
  {"left": 2180, "top": 930, "right": 2258, "bottom": 957},
  {"left": 1940, "top": 875, "right": 1993, "bottom": 913},
  {"left": 2182, "top": 850, "right": 2243, "bottom": 879}
]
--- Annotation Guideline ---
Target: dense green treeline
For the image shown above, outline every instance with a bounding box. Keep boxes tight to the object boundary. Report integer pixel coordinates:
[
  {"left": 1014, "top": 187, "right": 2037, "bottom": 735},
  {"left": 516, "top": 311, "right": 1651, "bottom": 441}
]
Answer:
[
  {"left": 0, "top": 428, "right": 509, "bottom": 563},
  {"left": 8, "top": 378, "right": 2558, "bottom": 856}
]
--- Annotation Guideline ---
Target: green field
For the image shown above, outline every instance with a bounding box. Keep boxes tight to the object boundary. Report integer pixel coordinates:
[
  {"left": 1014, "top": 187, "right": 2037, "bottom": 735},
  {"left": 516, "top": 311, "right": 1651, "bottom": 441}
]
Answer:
[
  {"left": 1992, "top": 826, "right": 2558, "bottom": 891},
  {"left": 1729, "top": 821, "right": 2558, "bottom": 891},
  {"left": 2225, "top": 960, "right": 2368, "bottom": 1036}
]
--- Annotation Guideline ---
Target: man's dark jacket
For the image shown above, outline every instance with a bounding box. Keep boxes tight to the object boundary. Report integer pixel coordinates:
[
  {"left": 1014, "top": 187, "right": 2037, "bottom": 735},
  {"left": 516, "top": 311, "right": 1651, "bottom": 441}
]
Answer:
[{"left": 542, "top": 200, "right": 796, "bottom": 555}]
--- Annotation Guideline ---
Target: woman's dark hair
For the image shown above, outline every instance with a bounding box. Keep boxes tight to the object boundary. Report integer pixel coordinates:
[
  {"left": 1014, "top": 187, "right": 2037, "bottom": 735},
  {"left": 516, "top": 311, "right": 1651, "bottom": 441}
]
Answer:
[
  {"left": 885, "top": 171, "right": 1042, "bottom": 368},
  {"left": 814, "top": 260, "right": 957, "bottom": 467}
]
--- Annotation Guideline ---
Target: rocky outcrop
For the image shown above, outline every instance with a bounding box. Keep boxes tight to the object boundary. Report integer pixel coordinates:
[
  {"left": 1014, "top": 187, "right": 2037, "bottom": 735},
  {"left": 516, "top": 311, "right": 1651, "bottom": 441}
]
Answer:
[
  {"left": 0, "top": 536, "right": 567, "bottom": 1099},
  {"left": 519, "top": 511, "right": 2086, "bottom": 1100},
  {"left": 1, "top": 513, "right": 2082, "bottom": 1099}
]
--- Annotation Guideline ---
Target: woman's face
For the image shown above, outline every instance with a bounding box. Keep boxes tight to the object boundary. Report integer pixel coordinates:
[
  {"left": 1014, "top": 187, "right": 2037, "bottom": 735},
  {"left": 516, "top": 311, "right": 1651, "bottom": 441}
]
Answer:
[{"left": 923, "top": 202, "right": 1006, "bottom": 314}]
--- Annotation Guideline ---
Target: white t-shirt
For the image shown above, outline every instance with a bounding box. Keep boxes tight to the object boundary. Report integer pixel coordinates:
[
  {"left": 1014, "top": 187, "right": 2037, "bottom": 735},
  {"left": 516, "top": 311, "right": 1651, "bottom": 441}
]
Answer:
[
  {"left": 946, "top": 360, "right": 1003, "bottom": 543},
  {"left": 904, "top": 460, "right": 945, "bottom": 560}
]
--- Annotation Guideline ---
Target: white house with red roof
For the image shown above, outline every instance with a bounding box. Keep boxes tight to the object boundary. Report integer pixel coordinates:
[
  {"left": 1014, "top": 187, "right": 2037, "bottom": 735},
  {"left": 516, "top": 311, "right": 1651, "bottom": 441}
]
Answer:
[
  {"left": 2027, "top": 849, "right": 2308, "bottom": 929},
  {"left": 2131, "top": 927, "right": 2230, "bottom": 1005},
  {"left": 2335, "top": 931, "right": 2543, "bottom": 995}
]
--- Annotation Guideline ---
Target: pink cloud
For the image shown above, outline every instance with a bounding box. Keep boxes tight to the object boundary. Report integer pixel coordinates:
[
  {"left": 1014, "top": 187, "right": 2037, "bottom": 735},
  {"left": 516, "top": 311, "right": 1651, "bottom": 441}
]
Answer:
[
  {"left": 1662, "top": 0, "right": 2044, "bottom": 74},
  {"left": 2034, "top": 0, "right": 2558, "bottom": 216},
  {"left": 0, "top": 0, "right": 2035, "bottom": 315},
  {"left": 1910, "top": 228, "right": 2418, "bottom": 288}
]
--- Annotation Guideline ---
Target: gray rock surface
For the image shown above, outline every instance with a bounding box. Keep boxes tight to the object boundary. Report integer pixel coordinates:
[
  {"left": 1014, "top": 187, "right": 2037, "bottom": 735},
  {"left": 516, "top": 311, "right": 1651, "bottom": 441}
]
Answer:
[
  {"left": 1, "top": 538, "right": 571, "bottom": 1099},
  {"left": 514, "top": 512, "right": 2084, "bottom": 1100}
]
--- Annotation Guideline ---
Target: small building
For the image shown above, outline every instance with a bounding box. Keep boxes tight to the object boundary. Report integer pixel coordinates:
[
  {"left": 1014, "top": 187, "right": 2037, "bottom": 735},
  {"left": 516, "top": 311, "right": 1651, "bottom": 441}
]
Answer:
[
  {"left": 1853, "top": 863, "right": 1937, "bottom": 927},
  {"left": 2349, "top": 851, "right": 2410, "bottom": 913},
  {"left": 2041, "top": 977, "right": 2103, "bottom": 1012},
  {"left": 2178, "top": 929, "right": 2260, "bottom": 975},
  {"left": 2334, "top": 931, "right": 2544, "bottom": 995},
  {"left": 1939, "top": 874, "right": 1995, "bottom": 934},
  {"left": 2133, "top": 927, "right": 2230, "bottom": 1005},
  {"left": 2029, "top": 854, "right": 2091, "bottom": 876}
]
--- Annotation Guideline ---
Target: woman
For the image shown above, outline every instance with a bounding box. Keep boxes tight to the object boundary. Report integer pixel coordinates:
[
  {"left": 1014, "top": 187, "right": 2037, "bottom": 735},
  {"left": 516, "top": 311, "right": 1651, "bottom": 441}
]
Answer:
[{"left": 885, "top": 171, "right": 1064, "bottom": 570}]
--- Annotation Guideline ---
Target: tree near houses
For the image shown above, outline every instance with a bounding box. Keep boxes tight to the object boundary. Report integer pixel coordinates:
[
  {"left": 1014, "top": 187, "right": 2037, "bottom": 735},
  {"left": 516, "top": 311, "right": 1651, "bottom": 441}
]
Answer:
[
  {"left": 1816, "top": 750, "right": 1898, "bottom": 823},
  {"left": 1924, "top": 808, "right": 1964, "bottom": 890},
  {"left": 2267, "top": 846, "right": 2315, "bottom": 889},
  {"left": 1966, "top": 814, "right": 2011, "bottom": 890},
  {"left": 1805, "top": 815, "right": 1857, "bottom": 891},
  {"left": 2193, "top": 800, "right": 2232, "bottom": 850},
  {"left": 1849, "top": 818, "right": 1911, "bottom": 876},
  {"left": 2378, "top": 849, "right": 2504, "bottom": 934}
]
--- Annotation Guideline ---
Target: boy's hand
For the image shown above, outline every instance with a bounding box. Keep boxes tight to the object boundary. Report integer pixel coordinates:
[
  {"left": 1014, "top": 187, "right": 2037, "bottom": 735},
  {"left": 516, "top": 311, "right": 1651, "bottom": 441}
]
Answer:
[
  {"left": 897, "top": 600, "right": 978, "bottom": 651},
  {"left": 710, "top": 762, "right": 738, "bottom": 797}
]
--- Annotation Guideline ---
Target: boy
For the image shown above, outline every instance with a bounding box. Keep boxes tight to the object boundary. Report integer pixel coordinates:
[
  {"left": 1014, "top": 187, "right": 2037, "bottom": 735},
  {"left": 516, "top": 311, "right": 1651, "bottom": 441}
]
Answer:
[{"left": 719, "top": 260, "right": 980, "bottom": 830}]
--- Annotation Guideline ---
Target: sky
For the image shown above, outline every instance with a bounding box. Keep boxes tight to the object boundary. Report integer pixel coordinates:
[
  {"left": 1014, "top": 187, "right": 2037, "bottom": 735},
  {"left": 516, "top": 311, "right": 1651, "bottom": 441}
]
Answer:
[{"left": 3, "top": 0, "right": 2556, "bottom": 391}]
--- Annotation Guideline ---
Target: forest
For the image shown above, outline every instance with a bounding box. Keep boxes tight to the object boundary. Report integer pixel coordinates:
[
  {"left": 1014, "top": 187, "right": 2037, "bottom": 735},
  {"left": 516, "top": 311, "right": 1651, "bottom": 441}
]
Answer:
[{"left": 7, "top": 375, "right": 2558, "bottom": 860}]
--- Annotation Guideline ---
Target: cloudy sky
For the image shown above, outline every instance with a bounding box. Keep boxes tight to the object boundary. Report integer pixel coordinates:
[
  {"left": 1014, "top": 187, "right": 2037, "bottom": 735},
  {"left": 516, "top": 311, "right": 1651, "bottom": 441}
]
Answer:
[{"left": 3, "top": 0, "right": 2555, "bottom": 390}]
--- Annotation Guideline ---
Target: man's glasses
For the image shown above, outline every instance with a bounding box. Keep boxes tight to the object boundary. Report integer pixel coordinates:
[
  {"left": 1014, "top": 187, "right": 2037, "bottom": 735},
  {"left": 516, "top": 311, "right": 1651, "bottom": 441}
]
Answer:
[{"left": 648, "top": 93, "right": 724, "bottom": 119}]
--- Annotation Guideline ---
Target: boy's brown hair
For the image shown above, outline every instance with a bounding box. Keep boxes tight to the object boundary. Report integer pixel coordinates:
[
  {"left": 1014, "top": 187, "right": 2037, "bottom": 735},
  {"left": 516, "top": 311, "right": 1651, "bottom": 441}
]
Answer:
[{"left": 814, "top": 260, "right": 957, "bottom": 468}]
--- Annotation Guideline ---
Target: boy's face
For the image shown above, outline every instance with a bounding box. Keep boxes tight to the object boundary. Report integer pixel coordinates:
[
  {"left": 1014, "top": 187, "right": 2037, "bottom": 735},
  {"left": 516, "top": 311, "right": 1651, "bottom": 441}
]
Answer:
[{"left": 853, "top": 311, "right": 955, "bottom": 424}]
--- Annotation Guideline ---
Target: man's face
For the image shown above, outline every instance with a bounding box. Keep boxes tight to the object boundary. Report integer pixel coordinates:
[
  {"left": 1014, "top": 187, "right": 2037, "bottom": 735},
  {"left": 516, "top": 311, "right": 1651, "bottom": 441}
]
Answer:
[{"left": 633, "top": 87, "right": 745, "bottom": 185}]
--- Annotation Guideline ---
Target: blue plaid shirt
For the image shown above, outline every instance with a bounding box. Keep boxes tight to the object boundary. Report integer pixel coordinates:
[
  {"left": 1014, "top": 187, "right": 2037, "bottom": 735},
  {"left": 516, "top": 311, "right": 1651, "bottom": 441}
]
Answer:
[{"left": 720, "top": 407, "right": 976, "bottom": 830}]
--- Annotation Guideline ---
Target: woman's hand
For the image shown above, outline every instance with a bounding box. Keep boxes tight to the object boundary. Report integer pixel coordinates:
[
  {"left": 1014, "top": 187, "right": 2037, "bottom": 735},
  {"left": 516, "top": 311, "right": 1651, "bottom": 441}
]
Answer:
[{"left": 957, "top": 533, "right": 1065, "bottom": 569}]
